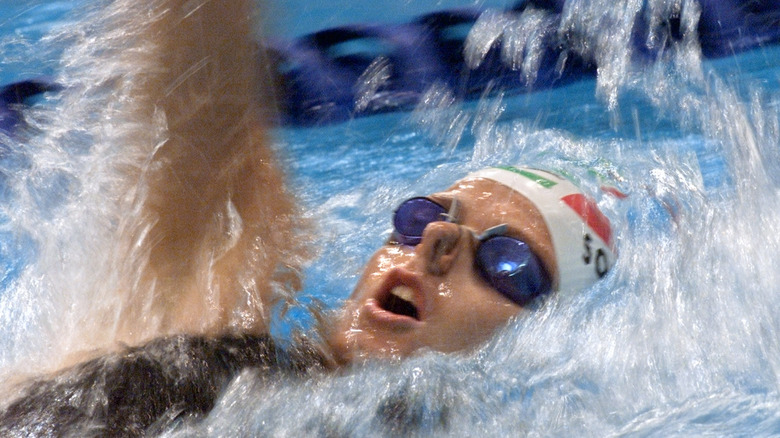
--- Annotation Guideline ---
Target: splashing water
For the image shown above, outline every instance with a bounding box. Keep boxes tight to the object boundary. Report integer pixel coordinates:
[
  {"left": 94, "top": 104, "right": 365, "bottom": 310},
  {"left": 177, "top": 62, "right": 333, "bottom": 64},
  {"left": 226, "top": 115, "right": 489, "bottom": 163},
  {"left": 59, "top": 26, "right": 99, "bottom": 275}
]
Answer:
[{"left": 2, "top": 0, "right": 780, "bottom": 436}]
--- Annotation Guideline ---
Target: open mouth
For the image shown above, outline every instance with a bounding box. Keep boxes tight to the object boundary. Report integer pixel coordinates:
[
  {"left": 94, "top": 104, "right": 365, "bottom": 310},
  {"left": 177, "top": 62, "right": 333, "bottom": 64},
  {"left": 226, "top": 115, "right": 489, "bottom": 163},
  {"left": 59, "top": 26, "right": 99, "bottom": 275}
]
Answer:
[{"left": 379, "top": 285, "right": 420, "bottom": 320}]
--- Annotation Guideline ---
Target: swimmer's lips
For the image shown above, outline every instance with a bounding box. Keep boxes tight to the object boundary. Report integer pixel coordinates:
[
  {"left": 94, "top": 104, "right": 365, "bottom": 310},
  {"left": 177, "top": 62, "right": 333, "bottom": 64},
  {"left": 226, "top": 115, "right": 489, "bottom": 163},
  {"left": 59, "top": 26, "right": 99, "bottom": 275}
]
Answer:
[{"left": 364, "top": 270, "right": 426, "bottom": 328}]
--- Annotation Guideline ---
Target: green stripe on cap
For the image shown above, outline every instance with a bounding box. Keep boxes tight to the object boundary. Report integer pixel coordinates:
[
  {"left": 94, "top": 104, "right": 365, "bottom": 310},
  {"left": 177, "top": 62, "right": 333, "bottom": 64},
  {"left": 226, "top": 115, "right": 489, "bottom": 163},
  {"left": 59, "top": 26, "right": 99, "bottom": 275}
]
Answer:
[{"left": 496, "top": 166, "right": 558, "bottom": 189}]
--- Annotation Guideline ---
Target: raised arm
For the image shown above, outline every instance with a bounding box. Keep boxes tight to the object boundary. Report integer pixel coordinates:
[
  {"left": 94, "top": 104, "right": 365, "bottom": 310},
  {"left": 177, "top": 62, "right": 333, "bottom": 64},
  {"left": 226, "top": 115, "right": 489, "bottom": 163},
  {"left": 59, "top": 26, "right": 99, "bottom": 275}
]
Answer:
[{"left": 111, "top": 0, "right": 300, "bottom": 343}]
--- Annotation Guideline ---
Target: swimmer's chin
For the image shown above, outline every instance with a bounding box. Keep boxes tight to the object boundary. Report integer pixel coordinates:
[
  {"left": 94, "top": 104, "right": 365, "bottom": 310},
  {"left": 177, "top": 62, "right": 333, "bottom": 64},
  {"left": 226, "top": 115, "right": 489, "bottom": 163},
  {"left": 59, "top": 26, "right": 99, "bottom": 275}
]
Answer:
[
  {"left": 326, "top": 306, "right": 447, "bottom": 367},
  {"left": 323, "top": 302, "right": 407, "bottom": 365},
  {"left": 322, "top": 302, "right": 362, "bottom": 366}
]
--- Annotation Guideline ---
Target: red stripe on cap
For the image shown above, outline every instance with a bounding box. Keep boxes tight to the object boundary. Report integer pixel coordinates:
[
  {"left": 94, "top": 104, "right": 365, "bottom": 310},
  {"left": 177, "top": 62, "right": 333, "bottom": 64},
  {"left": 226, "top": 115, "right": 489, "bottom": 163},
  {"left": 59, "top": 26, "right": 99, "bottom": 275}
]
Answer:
[{"left": 561, "top": 194, "right": 613, "bottom": 249}]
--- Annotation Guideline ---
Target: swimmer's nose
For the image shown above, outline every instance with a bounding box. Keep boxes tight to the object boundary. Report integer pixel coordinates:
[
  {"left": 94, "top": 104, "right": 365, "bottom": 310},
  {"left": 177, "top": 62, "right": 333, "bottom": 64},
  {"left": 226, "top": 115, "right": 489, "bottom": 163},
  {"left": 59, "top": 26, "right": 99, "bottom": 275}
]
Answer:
[{"left": 415, "top": 221, "right": 467, "bottom": 276}]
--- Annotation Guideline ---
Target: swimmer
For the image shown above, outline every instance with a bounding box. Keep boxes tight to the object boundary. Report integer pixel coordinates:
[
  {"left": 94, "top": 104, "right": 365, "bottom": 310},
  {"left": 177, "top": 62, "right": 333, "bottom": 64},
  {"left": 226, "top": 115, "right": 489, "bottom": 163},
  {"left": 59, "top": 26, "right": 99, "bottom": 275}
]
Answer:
[
  {"left": 0, "top": 166, "right": 616, "bottom": 435},
  {"left": 329, "top": 166, "right": 615, "bottom": 363},
  {"left": 0, "top": 0, "right": 615, "bottom": 435}
]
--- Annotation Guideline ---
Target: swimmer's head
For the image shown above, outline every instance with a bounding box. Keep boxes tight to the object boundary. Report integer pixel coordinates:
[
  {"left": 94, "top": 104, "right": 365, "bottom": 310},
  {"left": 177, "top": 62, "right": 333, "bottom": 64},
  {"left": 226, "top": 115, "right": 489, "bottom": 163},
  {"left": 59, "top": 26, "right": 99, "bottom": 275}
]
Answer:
[{"left": 327, "top": 166, "right": 615, "bottom": 364}]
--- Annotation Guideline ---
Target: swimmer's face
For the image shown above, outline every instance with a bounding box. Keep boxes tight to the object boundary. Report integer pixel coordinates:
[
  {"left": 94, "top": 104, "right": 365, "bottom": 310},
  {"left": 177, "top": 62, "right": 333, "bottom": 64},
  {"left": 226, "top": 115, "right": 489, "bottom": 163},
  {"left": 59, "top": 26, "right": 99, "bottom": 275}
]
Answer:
[{"left": 328, "top": 178, "right": 558, "bottom": 363}]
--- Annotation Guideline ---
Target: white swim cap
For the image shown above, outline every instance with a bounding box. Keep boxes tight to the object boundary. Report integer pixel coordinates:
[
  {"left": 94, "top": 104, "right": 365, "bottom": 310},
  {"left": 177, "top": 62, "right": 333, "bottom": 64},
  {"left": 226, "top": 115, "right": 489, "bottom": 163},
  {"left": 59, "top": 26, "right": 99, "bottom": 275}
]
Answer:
[{"left": 465, "top": 166, "right": 616, "bottom": 293}]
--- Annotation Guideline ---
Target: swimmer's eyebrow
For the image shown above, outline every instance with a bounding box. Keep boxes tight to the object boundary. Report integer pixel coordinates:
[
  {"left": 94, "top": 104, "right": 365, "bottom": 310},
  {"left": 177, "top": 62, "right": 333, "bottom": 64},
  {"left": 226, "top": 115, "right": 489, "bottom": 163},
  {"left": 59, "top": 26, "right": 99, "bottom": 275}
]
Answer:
[{"left": 427, "top": 193, "right": 453, "bottom": 208}]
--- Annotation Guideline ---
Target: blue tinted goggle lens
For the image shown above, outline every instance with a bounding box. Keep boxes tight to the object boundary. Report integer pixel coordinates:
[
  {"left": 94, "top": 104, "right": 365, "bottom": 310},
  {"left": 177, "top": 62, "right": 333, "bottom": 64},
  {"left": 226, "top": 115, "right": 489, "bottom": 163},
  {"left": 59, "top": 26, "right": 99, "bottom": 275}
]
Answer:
[
  {"left": 475, "top": 236, "right": 551, "bottom": 306},
  {"left": 392, "top": 197, "right": 448, "bottom": 246},
  {"left": 391, "top": 198, "right": 552, "bottom": 306}
]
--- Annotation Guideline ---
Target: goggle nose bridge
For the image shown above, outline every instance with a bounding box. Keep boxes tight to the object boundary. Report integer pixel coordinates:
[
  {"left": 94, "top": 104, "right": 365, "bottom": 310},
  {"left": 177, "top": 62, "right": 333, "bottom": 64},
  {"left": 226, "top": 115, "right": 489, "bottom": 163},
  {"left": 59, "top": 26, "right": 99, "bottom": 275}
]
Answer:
[
  {"left": 438, "top": 197, "right": 509, "bottom": 244},
  {"left": 442, "top": 197, "right": 460, "bottom": 223}
]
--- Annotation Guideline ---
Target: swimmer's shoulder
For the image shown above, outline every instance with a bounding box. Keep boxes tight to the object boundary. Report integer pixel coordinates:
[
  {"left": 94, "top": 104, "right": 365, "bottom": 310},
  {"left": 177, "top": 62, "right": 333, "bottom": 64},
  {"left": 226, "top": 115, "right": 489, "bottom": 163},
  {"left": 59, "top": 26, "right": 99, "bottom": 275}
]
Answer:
[{"left": 0, "top": 333, "right": 327, "bottom": 436}]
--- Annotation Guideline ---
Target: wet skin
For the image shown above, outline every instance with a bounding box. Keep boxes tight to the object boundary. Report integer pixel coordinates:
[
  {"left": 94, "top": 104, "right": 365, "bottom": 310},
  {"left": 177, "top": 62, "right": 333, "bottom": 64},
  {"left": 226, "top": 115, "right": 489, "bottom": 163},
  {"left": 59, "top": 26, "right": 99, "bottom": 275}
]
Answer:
[{"left": 328, "top": 178, "right": 558, "bottom": 363}]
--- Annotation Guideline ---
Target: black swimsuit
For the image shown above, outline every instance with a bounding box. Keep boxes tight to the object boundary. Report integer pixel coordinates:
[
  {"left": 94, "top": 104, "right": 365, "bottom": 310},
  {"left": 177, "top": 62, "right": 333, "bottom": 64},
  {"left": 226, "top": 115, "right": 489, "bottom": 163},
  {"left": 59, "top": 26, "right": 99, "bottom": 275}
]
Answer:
[{"left": 0, "top": 334, "right": 326, "bottom": 437}]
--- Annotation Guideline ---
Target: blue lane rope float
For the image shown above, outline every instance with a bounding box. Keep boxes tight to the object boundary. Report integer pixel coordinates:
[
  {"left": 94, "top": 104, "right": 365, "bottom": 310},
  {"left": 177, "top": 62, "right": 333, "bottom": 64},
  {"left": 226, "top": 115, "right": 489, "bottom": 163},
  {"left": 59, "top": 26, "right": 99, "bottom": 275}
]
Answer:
[
  {"left": 270, "top": 0, "right": 780, "bottom": 126},
  {"left": 267, "top": 3, "right": 593, "bottom": 126},
  {"left": 2, "top": 0, "right": 780, "bottom": 131}
]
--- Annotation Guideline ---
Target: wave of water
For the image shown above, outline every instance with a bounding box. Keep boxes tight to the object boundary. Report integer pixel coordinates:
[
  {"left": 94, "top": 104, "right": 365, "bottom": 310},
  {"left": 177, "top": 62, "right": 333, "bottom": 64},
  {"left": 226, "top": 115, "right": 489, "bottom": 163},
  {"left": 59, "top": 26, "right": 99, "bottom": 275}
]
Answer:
[{"left": 1, "top": 0, "right": 780, "bottom": 436}]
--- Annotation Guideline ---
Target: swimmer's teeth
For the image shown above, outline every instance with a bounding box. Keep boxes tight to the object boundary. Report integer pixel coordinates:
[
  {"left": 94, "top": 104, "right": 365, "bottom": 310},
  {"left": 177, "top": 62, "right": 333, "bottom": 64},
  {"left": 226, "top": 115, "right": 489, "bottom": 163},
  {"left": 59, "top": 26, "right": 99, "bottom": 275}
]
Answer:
[
  {"left": 390, "top": 285, "right": 415, "bottom": 303},
  {"left": 383, "top": 284, "right": 419, "bottom": 319}
]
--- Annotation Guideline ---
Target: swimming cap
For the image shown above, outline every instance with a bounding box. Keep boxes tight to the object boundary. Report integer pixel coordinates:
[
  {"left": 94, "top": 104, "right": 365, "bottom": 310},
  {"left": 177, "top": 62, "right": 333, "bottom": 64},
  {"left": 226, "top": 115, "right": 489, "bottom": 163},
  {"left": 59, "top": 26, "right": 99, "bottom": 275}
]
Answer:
[{"left": 465, "top": 166, "right": 615, "bottom": 293}]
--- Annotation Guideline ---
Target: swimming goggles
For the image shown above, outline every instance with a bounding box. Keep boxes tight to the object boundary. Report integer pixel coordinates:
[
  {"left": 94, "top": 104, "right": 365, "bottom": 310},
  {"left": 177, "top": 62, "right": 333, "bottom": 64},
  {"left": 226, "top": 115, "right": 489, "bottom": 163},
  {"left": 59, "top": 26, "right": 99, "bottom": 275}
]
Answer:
[{"left": 391, "top": 197, "right": 552, "bottom": 306}]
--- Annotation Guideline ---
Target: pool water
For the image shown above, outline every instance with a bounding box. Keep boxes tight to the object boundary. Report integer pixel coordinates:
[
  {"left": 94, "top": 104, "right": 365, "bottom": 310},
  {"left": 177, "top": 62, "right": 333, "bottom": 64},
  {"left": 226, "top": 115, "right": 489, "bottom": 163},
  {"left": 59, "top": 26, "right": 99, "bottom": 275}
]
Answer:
[{"left": 2, "top": 0, "right": 780, "bottom": 436}]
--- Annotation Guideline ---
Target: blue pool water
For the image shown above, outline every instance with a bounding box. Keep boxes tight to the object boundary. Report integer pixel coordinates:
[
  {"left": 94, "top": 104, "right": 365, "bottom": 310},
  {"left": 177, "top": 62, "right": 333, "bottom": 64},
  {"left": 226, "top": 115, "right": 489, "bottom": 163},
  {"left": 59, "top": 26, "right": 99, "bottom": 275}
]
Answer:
[{"left": 2, "top": 0, "right": 780, "bottom": 436}]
